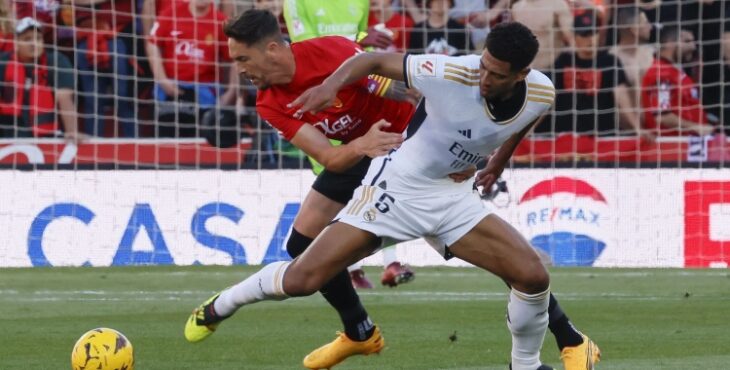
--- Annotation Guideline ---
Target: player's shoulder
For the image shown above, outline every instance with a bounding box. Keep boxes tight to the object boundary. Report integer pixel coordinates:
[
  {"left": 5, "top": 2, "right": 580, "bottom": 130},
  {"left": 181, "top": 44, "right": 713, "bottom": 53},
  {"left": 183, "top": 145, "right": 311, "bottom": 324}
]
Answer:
[
  {"left": 296, "top": 36, "right": 360, "bottom": 54},
  {"left": 525, "top": 70, "right": 556, "bottom": 107},
  {"left": 407, "top": 54, "right": 480, "bottom": 86}
]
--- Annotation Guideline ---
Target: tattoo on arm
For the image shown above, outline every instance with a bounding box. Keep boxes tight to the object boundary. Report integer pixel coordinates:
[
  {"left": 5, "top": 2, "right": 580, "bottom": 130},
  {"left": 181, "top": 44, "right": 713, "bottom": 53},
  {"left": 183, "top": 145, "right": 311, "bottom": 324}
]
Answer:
[{"left": 382, "top": 80, "right": 410, "bottom": 101}]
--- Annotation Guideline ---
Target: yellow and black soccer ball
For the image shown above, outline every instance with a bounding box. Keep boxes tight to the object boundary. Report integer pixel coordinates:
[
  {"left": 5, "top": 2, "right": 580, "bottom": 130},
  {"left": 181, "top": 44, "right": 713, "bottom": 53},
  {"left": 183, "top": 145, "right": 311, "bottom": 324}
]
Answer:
[{"left": 71, "top": 328, "right": 134, "bottom": 370}]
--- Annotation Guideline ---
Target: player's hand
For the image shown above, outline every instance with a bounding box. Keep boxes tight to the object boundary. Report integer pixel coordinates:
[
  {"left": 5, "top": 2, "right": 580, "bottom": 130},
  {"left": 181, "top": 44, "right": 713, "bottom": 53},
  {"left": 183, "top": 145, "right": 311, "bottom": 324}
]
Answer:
[
  {"left": 448, "top": 165, "right": 476, "bottom": 183},
  {"left": 638, "top": 129, "right": 656, "bottom": 144},
  {"left": 467, "top": 12, "right": 490, "bottom": 28},
  {"left": 355, "top": 119, "right": 404, "bottom": 158},
  {"left": 160, "top": 79, "right": 182, "bottom": 97},
  {"left": 475, "top": 160, "right": 505, "bottom": 195},
  {"left": 64, "top": 131, "right": 89, "bottom": 143},
  {"left": 692, "top": 124, "right": 716, "bottom": 136},
  {"left": 358, "top": 27, "right": 393, "bottom": 49},
  {"left": 288, "top": 82, "right": 337, "bottom": 115}
]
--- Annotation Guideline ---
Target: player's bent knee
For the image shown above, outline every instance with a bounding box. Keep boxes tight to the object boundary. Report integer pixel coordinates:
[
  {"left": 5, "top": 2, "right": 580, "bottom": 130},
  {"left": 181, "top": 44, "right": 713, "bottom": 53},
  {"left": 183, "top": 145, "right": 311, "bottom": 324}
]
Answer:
[{"left": 513, "top": 263, "right": 550, "bottom": 294}]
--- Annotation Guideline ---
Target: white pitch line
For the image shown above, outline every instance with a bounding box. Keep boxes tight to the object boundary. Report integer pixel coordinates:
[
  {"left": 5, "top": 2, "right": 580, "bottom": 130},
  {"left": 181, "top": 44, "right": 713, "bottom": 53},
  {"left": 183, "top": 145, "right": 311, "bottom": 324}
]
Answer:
[{"left": 1, "top": 290, "right": 728, "bottom": 303}]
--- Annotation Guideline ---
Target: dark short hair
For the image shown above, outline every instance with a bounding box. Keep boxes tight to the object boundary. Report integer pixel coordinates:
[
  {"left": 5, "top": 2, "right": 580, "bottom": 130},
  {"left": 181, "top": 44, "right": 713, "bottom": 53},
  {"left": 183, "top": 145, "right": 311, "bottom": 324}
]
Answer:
[
  {"left": 426, "top": 0, "right": 454, "bottom": 8},
  {"left": 485, "top": 22, "right": 539, "bottom": 72},
  {"left": 658, "top": 25, "right": 683, "bottom": 45},
  {"left": 224, "top": 9, "right": 283, "bottom": 46},
  {"left": 615, "top": 6, "right": 641, "bottom": 28}
]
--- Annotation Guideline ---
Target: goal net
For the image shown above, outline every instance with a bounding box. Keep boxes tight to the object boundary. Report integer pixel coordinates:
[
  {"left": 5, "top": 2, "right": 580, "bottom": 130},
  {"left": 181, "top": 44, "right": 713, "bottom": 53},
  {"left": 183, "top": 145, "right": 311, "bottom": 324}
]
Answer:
[{"left": 0, "top": 0, "right": 728, "bottom": 268}]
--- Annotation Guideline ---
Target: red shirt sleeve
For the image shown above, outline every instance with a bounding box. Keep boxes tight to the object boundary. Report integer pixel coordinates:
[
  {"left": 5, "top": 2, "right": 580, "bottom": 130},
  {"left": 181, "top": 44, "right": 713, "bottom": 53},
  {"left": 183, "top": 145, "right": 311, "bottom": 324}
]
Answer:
[{"left": 256, "top": 102, "right": 306, "bottom": 141}]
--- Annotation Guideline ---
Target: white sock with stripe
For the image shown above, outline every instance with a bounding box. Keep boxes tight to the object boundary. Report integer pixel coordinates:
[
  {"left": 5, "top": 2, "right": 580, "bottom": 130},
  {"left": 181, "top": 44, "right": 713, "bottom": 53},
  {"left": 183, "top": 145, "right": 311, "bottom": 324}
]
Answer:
[
  {"left": 381, "top": 246, "right": 398, "bottom": 267},
  {"left": 214, "top": 261, "right": 290, "bottom": 317},
  {"left": 507, "top": 288, "right": 550, "bottom": 370}
]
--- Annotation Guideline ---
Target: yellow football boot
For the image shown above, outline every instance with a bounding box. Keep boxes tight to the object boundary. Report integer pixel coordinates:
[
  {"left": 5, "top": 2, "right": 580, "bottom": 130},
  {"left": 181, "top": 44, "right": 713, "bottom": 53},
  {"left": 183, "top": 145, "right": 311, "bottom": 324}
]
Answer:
[
  {"left": 184, "top": 292, "right": 227, "bottom": 343},
  {"left": 560, "top": 335, "right": 601, "bottom": 370},
  {"left": 303, "top": 326, "right": 385, "bottom": 369}
]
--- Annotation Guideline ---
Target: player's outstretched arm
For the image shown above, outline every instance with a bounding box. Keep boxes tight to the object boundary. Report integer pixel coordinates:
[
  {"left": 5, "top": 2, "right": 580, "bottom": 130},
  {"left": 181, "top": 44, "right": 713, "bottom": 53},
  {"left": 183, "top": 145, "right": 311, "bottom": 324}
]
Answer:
[
  {"left": 289, "top": 52, "right": 407, "bottom": 115},
  {"left": 291, "top": 120, "right": 403, "bottom": 173}
]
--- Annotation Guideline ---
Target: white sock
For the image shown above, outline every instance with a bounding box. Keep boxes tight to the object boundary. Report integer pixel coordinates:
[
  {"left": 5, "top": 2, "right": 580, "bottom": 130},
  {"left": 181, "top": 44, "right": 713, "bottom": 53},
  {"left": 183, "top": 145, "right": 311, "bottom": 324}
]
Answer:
[
  {"left": 381, "top": 246, "right": 398, "bottom": 267},
  {"left": 507, "top": 288, "right": 550, "bottom": 370},
  {"left": 214, "top": 261, "right": 290, "bottom": 317},
  {"left": 348, "top": 261, "right": 363, "bottom": 272}
]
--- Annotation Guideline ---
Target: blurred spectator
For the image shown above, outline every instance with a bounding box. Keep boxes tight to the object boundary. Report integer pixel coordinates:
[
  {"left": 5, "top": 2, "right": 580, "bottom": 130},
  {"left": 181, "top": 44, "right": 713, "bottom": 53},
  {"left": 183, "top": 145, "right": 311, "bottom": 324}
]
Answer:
[
  {"left": 722, "top": 29, "right": 730, "bottom": 134},
  {"left": 14, "top": 0, "right": 66, "bottom": 45},
  {"left": 451, "top": 0, "right": 510, "bottom": 50},
  {"left": 254, "top": 0, "right": 287, "bottom": 38},
  {"left": 284, "top": 0, "right": 393, "bottom": 50},
  {"left": 510, "top": 0, "right": 573, "bottom": 72},
  {"left": 73, "top": 0, "right": 136, "bottom": 137},
  {"left": 409, "top": 0, "right": 471, "bottom": 55},
  {"left": 0, "top": 17, "right": 81, "bottom": 140},
  {"left": 368, "top": 0, "right": 414, "bottom": 52},
  {"left": 609, "top": 6, "right": 654, "bottom": 136},
  {"left": 398, "top": 0, "right": 426, "bottom": 24},
  {"left": 641, "top": 26, "right": 716, "bottom": 136},
  {"left": 537, "top": 9, "right": 640, "bottom": 137},
  {"left": 0, "top": 0, "right": 13, "bottom": 51},
  {"left": 141, "top": 0, "right": 236, "bottom": 37},
  {"left": 146, "top": 0, "right": 234, "bottom": 137}
]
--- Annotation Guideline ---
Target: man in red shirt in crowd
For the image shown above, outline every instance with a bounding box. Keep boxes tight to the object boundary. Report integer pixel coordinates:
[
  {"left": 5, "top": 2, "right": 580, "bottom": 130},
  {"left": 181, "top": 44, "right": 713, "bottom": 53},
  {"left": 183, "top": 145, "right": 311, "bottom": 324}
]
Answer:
[
  {"left": 642, "top": 26, "right": 717, "bottom": 136},
  {"left": 141, "top": 0, "right": 236, "bottom": 36},
  {"left": 146, "top": 0, "right": 236, "bottom": 137},
  {"left": 368, "top": 0, "right": 414, "bottom": 52},
  {"left": 184, "top": 9, "right": 602, "bottom": 370}
]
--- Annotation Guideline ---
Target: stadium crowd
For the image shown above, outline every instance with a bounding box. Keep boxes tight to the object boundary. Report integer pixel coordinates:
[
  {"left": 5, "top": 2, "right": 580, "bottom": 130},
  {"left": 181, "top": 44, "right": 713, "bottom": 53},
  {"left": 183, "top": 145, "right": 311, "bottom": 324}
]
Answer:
[{"left": 0, "top": 0, "right": 728, "bottom": 154}]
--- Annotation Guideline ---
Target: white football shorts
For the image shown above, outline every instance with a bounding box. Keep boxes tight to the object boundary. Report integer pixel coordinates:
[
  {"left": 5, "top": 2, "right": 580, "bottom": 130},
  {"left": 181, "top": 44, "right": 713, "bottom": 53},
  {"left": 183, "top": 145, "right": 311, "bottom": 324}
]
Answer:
[{"left": 335, "top": 155, "right": 492, "bottom": 259}]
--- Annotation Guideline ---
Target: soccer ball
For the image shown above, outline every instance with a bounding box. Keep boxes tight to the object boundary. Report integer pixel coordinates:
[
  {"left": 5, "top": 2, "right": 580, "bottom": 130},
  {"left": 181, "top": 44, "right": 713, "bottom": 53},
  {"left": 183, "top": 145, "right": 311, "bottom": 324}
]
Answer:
[{"left": 71, "top": 328, "right": 134, "bottom": 370}]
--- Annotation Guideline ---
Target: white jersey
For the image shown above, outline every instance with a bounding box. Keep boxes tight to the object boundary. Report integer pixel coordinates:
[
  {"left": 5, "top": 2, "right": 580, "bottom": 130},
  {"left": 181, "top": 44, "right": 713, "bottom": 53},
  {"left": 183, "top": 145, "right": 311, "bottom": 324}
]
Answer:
[
  {"left": 335, "top": 54, "right": 555, "bottom": 256},
  {"left": 393, "top": 54, "right": 555, "bottom": 180}
]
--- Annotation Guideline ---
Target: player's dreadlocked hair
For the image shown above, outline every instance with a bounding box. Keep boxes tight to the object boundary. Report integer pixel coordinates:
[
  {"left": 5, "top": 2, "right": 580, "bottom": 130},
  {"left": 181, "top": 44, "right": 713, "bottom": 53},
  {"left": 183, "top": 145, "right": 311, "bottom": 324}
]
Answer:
[
  {"left": 224, "top": 9, "right": 283, "bottom": 46},
  {"left": 485, "top": 22, "right": 539, "bottom": 73}
]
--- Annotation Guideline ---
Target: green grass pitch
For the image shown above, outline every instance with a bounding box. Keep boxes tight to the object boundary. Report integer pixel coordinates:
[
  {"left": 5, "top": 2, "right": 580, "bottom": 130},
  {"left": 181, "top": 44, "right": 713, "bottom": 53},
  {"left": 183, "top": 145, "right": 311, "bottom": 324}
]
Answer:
[{"left": 1, "top": 266, "right": 729, "bottom": 369}]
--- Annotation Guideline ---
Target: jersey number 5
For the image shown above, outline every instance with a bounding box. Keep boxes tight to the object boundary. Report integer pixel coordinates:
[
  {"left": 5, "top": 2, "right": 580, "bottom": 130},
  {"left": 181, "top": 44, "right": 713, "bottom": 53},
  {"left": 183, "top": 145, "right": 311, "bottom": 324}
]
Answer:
[{"left": 375, "top": 193, "right": 395, "bottom": 214}]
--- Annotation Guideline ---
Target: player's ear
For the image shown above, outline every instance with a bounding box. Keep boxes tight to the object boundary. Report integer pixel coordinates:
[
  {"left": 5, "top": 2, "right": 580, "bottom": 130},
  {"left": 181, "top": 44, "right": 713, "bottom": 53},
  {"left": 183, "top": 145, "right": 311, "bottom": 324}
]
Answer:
[
  {"left": 263, "top": 39, "right": 282, "bottom": 55},
  {"left": 516, "top": 68, "right": 530, "bottom": 81}
]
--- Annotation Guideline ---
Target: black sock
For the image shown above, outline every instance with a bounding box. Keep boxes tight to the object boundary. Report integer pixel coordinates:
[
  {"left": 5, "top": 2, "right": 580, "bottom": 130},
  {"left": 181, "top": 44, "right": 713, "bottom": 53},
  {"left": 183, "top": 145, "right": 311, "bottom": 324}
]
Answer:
[
  {"left": 200, "top": 296, "right": 228, "bottom": 325},
  {"left": 287, "top": 228, "right": 374, "bottom": 341},
  {"left": 548, "top": 293, "right": 584, "bottom": 350}
]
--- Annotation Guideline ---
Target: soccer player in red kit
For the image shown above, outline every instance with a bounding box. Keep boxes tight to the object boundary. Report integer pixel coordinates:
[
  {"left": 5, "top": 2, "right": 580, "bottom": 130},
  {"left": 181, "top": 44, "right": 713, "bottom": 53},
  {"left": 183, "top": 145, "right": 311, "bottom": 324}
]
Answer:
[{"left": 186, "top": 9, "right": 601, "bottom": 370}]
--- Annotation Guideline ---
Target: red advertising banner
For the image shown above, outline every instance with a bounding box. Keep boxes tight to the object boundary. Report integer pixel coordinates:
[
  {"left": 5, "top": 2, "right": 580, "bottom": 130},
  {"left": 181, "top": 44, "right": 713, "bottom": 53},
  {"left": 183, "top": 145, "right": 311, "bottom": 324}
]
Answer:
[
  {"left": 685, "top": 181, "right": 730, "bottom": 267},
  {"left": 0, "top": 139, "right": 252, "bottom": 166}
]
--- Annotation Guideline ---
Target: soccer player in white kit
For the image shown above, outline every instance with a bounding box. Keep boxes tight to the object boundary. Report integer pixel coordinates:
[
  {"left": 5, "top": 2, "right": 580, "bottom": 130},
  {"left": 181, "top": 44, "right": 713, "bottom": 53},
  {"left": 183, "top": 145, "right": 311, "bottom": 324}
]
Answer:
[{"left": 187, "top": 22, "right": 574, "bottom": 369}]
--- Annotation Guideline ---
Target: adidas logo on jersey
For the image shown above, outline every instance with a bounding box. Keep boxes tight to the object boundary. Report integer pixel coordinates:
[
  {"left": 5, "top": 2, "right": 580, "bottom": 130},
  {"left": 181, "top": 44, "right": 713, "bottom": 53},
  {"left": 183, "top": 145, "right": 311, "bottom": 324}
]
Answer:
[{"left": 458, "top": 129, "right": 472, "bottom": 139}]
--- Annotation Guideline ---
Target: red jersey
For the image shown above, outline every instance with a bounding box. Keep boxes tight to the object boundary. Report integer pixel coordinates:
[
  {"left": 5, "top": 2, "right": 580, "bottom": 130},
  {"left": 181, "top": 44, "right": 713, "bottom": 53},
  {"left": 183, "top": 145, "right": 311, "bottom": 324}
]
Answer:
[
  {"left": 148, "top": 2, "right": 229, "bottom": 84},
  {"left": 155, "top": 0, "right": 188, "bottom": 16},
  {"left": 641, "top": 58, "right": 709, "bottom": 135},
  {"left": 368, "top": 11, "right": 414, "bottom": 52},
  {"left": 256, "top": 36, "right": 415, "bottom": 142}
]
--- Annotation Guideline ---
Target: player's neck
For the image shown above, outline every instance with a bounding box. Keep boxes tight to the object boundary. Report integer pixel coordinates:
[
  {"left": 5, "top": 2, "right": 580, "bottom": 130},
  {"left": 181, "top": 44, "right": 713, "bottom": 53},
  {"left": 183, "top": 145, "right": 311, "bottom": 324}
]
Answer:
[{"left": 281, "top": 49, "right": 296, "bottom": 84}]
